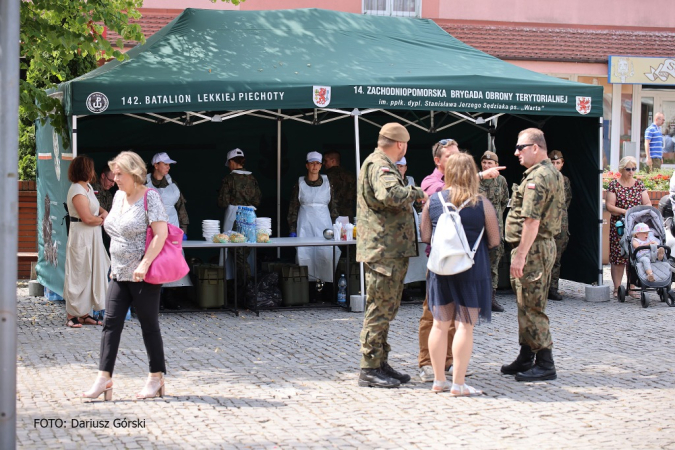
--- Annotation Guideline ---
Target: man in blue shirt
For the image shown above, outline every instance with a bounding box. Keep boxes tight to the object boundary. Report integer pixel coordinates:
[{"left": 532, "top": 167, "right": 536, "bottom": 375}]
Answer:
[{"left": 645, "top": 112, "right": 665, "bottom": 172}]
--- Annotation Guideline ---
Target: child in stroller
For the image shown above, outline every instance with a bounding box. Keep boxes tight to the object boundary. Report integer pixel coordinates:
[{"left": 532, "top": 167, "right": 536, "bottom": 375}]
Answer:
[{"left": 632, "top": 222, "right": 666, "bottom": 282}]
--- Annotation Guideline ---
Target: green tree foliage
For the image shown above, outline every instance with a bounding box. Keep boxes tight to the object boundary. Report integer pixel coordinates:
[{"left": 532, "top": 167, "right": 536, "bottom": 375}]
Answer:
[{"left": 19, "top": 0, "right": 245, "bottom": 180}]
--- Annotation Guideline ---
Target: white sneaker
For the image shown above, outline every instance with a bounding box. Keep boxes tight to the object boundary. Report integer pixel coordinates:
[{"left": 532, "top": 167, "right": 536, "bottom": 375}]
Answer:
[{"left": 419, "top": 365, "right": 435, "bottom": 382}]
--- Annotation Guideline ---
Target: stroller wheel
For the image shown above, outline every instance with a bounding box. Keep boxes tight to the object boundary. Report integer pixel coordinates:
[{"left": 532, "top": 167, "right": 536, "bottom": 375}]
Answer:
[
  {"left": 617, "top": 286, "right": 626, "bottom": 303},
  {"left": 641, "top": 291, "right": 649, "bottom": 308},
  {"left": 659, "top": 288, "right": 668, "bottom": 303},
  {"left": 667, "top": 290, "right": 675, "bottom": 307}
]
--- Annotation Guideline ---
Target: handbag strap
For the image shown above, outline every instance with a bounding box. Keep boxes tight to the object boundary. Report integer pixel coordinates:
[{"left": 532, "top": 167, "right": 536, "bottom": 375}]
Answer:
[{"left": 143, "top": 188, "right": 159, "bottom": 224}]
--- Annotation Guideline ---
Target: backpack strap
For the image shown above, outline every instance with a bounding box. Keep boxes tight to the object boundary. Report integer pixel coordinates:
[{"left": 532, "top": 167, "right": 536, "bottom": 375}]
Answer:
[{"left": 436, "top": 190, "right": 472, "bottom": 212}]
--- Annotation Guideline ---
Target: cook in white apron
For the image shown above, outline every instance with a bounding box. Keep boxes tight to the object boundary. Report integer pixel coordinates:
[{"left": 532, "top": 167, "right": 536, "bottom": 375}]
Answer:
[
  {"left": 145, "top": 171, "right": 192, "bottom": 287},
  {"left": 296, "top": 174, "right": 339, "bottom": 283}
]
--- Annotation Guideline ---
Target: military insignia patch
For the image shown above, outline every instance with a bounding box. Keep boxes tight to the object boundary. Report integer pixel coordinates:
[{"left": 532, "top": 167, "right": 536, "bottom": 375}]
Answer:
[
  {"left": 380, "top": 167, "right": 391, "bottom": 172},
  {"left": 527, "top": 183, "right": 536, "bottom": 189}
]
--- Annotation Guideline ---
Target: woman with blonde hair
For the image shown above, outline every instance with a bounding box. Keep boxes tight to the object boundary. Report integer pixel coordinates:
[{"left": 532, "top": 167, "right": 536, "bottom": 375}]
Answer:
[
  {"left": 83, "top": 151, "right": 169, "bottom": 401},
  {"left": 420, "top": 152, "right": 500, "bottom": 395},
  {"left": 606, "top": 156, "right": 650, "bottom": 297}
]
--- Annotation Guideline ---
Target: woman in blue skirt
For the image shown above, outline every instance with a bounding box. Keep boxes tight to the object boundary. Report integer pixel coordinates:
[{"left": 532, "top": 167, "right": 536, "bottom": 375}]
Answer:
[{"left": 420, "top": 152, "right": 500, "bottom": 395}]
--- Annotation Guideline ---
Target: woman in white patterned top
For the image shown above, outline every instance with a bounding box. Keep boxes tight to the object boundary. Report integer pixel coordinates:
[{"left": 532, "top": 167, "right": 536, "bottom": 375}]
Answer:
[{"left": 83, "top": 151, "right": 169, "bottom": 401}]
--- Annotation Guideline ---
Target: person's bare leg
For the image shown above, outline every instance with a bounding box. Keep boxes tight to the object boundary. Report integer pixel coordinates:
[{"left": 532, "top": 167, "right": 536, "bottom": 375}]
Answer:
[
  {"left": 610, "top": 264, "right": 625, "bottom": 294},
  {"left": 428, "top": 319, "right": 451, "bottom": 382},
  {"left": 450, "top": 321, "right": 474, "bottom": 386}
]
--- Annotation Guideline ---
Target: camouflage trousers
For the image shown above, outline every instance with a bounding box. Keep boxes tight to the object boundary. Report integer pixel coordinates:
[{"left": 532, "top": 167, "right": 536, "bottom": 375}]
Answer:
[
  {"left": 550, "top": 220, "right": 569, "bottom": 291},
  {"left": 510, "top": 238, "right": 555, "bottom": 352},
  {"left": 488, "top": 240, "right": 505, "bottom": 290},
  {"left": 360, "top": 258, "right": 409, "bottom": 369}
]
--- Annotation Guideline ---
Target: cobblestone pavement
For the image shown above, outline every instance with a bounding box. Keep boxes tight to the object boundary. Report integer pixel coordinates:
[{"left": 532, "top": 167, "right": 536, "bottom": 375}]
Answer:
[{"left": 15, "top": 267, "right": 675, "bottom": 449}]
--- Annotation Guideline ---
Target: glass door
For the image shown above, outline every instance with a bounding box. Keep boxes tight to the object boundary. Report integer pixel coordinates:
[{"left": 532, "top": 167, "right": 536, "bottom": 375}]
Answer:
[{"left": 663, "top": 101, "right": 675, "bottom": 162}]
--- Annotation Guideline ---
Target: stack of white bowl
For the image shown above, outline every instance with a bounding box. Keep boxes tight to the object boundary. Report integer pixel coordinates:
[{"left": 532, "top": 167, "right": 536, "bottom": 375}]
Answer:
[
  {"left": 202, "top": 220, "right": 221, "bottom": 241},
  {"left": 256, "top": 217, "right": 272, "bottom": 234}
]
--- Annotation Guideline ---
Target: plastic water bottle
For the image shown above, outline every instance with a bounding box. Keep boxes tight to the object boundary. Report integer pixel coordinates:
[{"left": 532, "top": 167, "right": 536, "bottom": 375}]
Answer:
[{"left": 337, "top": 274, "right": 347, "bottom": 305}]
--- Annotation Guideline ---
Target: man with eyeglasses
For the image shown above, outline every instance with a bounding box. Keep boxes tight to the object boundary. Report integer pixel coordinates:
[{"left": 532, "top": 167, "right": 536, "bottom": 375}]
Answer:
[
  {"left": 417, "top": 138, "right": 506, "bottom": 383},
  {"left": 91, "top": 166, "right": 115, "bottom": 215},
  {"left": 502, "top": 128, "right": 564, "bottom": 382}
]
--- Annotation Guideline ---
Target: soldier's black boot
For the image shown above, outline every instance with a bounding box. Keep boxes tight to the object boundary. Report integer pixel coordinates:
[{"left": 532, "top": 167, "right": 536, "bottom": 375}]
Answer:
[
  {"left": 501, "top": 345, "right": 535, "bottom": 375},
  {"left": 358, "top": 368, "right": 401, "bottom": 388},
  {"left": 491, "top": 290, "right": 504, "bottom": 312},
  {"left": 515, "top": 348, "right": 557, "bottom": 381},
  {"left": 381, "top": 361, "right": 411, "bottom": 383},
  {"left": 548, "top": 288, "right": 563, "bottom": 301}
]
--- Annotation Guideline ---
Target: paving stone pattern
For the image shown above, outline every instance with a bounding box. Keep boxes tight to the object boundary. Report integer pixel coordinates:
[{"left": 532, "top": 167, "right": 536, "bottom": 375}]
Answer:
[{"left": 15, "top": 267, "right": 675, "bottom": 449}]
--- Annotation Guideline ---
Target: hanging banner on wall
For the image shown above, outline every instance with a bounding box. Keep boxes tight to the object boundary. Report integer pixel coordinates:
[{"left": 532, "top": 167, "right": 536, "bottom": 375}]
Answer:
[{"left": 609, "top": 56, "right": 675, "bottom": 85}]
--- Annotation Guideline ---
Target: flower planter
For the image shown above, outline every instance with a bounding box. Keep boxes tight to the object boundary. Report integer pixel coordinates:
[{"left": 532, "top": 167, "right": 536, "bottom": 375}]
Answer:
[{"left": 648, "top": 190, "right": 669, "bottom": 208}]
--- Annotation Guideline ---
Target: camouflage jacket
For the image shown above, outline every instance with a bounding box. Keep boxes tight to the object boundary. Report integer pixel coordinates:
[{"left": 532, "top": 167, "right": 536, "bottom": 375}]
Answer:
[
  {"left": 325, "top": 165, "right": 356, "bottom": 220},
  {"left": 479, "top": 175, "right": 509, "bottom": 235},
  {"left": 561, "top": 175, "right": 572, "bottom": 228},
  {"left": 505, "top": 158, "right": 563, "bottom": 243},
  {"left": 356, "top": 148, "right": 425, "bottom": 262},
  {"left": 287, "top": 176, "right": 338, "bottom": 233},
  {"left": 91, "top": 182, "right": 113, "bottom": 213},
  {"left": 218, "top": 171, "right": 262, "bottom": 211},
  {"left": 148, "top": 176, "right": 190, "bottom": 233},
  {"left": 403, "top": 176, "right": 423, "bottom": 214}
]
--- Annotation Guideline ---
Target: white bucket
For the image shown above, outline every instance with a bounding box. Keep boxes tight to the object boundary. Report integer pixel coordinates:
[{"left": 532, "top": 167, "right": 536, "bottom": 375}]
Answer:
[{"left": 350, "top": 295, "right": 365, "bottom": 312}]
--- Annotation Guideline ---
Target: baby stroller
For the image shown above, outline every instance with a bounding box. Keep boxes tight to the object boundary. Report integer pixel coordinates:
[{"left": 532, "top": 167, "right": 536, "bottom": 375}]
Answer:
[{"left": 618, "top": 205, "right": 675, "bottom": 307}]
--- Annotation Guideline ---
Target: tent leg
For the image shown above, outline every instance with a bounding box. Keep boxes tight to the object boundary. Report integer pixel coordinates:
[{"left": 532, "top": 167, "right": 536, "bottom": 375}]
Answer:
[
  {"left": 277, "top": 109, "right": 281, "bottom": 258},
  {"left": 72, "top": 115, "right": 78, "bottom": 158},
  {"left": 353, "top": 110, "right": 365, "bottom": 301},
  {"left": 0, "top": 0, "right": 20, "bottom": 446},
  {"left": 598, "top": 117, "right": 604, "bottom": 286}
]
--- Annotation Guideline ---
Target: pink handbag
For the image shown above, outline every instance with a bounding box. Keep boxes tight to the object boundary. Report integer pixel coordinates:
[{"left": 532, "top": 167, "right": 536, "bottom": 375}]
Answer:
[{"left": 143, "top": 189, "right": 190, "bottom": 284}]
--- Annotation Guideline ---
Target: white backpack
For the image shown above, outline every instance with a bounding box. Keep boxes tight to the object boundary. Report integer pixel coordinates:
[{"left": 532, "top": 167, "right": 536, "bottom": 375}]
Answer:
[{"left": 427, "top": 192, "right": 484, "bottom": 276}]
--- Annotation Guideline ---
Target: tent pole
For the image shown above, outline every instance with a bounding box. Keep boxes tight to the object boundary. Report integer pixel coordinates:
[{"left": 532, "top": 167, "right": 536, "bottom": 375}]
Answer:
[
  {"left": 0, "top": 0, "right": 20, "bottom": 446},
  {"left": 277, "top": 109, "right": 281, "bottom": 258},
  {"left": 72, "top": 115, "right": 78, "bottom": 158},
  {"left": 598, "top": 117, "right": 604, "bottom": 286},
  {"left": 352, "top": 109, "right": 365, "bottom": 299}
]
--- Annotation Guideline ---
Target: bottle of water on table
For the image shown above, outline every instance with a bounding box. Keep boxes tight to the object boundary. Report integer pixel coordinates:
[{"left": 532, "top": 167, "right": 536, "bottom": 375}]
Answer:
[{"left": 337, "top": 274, "right": 347, "bottom": 305}]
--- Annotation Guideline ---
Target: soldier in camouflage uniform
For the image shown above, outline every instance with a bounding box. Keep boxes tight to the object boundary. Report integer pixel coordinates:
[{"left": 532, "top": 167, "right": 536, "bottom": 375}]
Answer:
[
  {"left": 218, "top": 149, "right": 262, "bottom": 296},
  {"left": 548, "top": 150, "right": 572, "bottom": 301},
  {"left": 502, "top": 128, "right": 563, "bottom": 382},
  {"left": 323, "top": 151, "right": 356, "bottom": 222},
  {"left": 478, "top": 151, "right": 509, "bottom": 312},
  {"left": 357, "top": 123, "right": 427, "bottom": 388}
]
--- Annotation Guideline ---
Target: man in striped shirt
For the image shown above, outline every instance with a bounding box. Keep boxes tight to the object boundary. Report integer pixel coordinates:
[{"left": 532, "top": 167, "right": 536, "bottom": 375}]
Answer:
[{"left": 645, "top": 112, "right": 665, "bottom": 172}]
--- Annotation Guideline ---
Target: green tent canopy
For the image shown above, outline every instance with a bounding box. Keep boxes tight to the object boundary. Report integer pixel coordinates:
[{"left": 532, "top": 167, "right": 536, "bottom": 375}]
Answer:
[
  {"left": 63, "top": 8, "right": 602, "bottom": 118},
  {"left": 37, "top": 8, "right": 605, "bottom": 298}
]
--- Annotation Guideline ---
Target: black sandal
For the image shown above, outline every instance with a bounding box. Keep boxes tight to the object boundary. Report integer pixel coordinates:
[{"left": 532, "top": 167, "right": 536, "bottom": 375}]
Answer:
[
  {"left": 79, "top": 314, "right": 102, "bottom": 326},
  {"left": 66, "top": 317, "right": 82, "bottom": 328}
]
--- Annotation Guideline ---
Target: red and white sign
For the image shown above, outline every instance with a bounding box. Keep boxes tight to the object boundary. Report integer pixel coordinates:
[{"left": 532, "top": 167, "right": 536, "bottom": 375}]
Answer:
[
  {"left": 313, "top": 86, "right": 331, "bottom": 107},
  {"left": 576, "top": 96, "right": 591, "bottom": 115}
]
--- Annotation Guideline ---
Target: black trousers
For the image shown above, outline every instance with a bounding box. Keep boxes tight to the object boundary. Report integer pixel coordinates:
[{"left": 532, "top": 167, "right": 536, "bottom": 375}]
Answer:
[{"left": 99, "top": 280, "right": 166, "bottom": 375}]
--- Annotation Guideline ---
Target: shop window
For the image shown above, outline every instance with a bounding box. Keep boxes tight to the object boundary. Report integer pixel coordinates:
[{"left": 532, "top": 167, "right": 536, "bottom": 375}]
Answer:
[{"left": 363, "top": 0, "right": 420, "bottom": 17}]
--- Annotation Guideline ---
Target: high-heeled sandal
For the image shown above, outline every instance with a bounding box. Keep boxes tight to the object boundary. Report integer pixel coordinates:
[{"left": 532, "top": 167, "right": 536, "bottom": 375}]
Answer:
[
  {"left": 82, "top": 376, "right": 113, "bottom": 401},
  {"left": 450, "top": 383, "right": 484, "bottom": 397},
  {"left": 136, "top": 375, "right": 165, "bottom": 399},
  {"left": 431, "top": 380, "right": 452, "bottom": 393}
]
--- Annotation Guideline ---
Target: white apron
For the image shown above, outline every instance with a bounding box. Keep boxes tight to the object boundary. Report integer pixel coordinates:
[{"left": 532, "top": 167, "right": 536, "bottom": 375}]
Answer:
[
  {"left": 220, "top": 170, "right": 255, "bottom": 280},
  {"left": 146, "top": 174, "right": 192, "bottom": 287},
  {"left": 296, "top": 175, "right": 339, "bottom": 283},
  {"left": 404, "top": 176, "right": 428, "bottom": 284}
]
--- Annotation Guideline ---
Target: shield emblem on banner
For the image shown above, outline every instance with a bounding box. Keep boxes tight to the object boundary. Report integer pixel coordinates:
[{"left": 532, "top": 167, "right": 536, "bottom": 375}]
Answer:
[
  {"left": 576, "top": 96, "right": 591, "bottom": 115},
  {"left": 313, "top": 86, "right": 331, "bottom": 107}
]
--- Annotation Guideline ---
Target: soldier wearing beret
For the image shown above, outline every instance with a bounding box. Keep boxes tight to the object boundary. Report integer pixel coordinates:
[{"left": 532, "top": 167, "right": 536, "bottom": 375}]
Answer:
[
  {"left": 501, "top": 128, "right": 564, "bottom": 382},
  {"left": 548, "top": 150, "right": 572, "bottom": 301},
  {"left": 478, "top": 151, "right": 509, "bottom": 312},
  {"left": 357, "top": 122, "right": 428, "bottom": 388}
]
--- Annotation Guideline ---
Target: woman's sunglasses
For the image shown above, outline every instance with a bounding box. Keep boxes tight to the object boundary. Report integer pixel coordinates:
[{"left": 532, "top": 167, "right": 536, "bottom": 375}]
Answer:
[
  {"left": 624, "top": 167, "right": 637, "bottom": 172},
  {"left": 438, "top": 139, "right": 456, "bottom": 146}
]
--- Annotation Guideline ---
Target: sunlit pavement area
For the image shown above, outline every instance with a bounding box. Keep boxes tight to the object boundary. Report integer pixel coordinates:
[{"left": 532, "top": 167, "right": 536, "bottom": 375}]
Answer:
[{"left": 15, "top": 266, "right": 675, "bottom": 449}]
